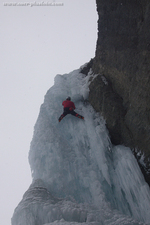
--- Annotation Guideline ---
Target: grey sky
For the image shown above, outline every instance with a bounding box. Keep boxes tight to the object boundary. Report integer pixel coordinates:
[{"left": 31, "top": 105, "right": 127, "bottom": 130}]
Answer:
[{"left": 0, "top": 1, "right": 98, "bottom": 224}]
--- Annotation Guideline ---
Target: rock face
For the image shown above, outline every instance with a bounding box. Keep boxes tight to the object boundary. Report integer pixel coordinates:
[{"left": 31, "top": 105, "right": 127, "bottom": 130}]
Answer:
[{"left": 88, "top": 0, "right": 150, "bottom": 184}]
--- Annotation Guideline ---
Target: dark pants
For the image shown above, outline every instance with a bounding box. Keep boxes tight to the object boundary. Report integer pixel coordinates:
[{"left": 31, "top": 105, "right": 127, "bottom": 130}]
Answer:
[{"left": 59, "top": 107, "right": 84, "bottom": 122}]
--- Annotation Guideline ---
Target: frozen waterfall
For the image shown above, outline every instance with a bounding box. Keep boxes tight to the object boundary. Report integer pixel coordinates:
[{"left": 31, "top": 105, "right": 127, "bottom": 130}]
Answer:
[{"left": 12, "top": 67, "right": 150, "bottom": 225}]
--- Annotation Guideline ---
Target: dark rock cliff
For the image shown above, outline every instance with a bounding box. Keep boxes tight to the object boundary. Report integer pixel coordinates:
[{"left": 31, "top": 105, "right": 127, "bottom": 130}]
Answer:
[{"left": 86, "top": 0, "right": 150, "bottom": 184}]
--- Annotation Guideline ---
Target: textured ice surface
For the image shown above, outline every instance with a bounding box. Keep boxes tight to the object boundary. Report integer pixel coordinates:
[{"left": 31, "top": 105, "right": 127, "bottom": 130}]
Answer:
[{"left": 12, "top": 67, "right": 150, "bottom": 225}]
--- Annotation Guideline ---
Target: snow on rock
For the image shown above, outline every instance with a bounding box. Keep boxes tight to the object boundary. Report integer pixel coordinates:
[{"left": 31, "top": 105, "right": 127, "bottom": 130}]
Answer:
[{"left": 12, "top": 67, "right": 150, "bottom": 225}]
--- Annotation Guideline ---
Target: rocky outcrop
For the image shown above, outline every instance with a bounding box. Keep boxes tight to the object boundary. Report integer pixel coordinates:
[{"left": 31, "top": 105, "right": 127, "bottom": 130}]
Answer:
[{"left": 87, "top": 0, "right": 150, "bottom": 184}]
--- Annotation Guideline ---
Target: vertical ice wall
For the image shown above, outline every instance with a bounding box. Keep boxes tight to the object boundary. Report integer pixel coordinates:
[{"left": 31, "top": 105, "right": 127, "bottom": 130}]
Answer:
[{"left": 12, "top": 67, "right": 150, "bottom": 225}]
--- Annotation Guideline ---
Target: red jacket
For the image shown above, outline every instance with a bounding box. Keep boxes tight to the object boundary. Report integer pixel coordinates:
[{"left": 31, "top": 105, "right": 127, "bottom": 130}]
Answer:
[{"left": 62, "top": 100, "right": 75, "bottom": 110}]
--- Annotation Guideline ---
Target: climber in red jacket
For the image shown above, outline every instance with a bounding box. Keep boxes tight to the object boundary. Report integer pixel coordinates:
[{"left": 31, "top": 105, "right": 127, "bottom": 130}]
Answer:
[{"left": 58, "top": 97, "right": 84, "bottom": 122}]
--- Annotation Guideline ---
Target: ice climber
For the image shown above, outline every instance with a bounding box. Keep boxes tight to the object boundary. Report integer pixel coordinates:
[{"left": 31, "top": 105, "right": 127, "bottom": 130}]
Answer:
[{"left": 58, "top": 97, "right": 84, "bottom": 122}]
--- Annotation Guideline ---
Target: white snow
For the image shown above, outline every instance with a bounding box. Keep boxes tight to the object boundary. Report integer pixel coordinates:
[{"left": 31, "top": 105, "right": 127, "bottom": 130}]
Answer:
[{"left": 12, "top": 66, "right": 150, "bottom": 225}]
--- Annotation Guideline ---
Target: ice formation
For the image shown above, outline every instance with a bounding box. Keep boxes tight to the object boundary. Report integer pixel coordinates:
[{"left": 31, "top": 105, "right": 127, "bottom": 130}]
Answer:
[{"left": 12, "top": 67, "right": 150, "bottom": 225}]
